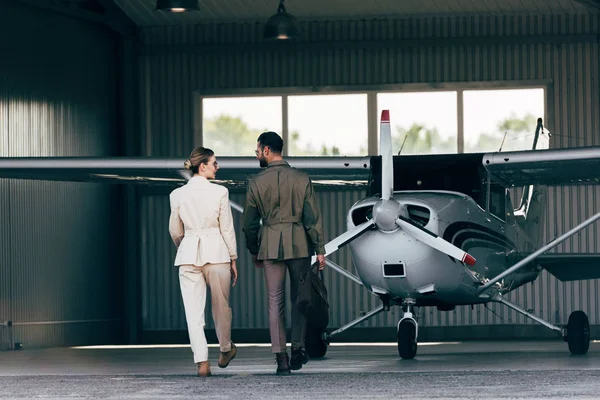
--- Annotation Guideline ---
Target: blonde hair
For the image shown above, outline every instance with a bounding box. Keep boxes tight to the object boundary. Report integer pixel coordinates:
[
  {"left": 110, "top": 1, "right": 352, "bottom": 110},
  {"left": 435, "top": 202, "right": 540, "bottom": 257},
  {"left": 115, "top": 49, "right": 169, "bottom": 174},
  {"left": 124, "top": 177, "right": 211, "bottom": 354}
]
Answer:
[{"left": 184, "top": 146, "right": 214, "bottom": 174}]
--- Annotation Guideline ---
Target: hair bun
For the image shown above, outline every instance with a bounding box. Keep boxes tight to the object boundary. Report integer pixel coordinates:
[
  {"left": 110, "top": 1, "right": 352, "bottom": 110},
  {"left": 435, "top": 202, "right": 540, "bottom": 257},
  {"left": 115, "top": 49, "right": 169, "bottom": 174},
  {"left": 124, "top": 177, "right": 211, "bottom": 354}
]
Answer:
[{"left": 183, "top": 159, "right": 192, "bottom": 170}]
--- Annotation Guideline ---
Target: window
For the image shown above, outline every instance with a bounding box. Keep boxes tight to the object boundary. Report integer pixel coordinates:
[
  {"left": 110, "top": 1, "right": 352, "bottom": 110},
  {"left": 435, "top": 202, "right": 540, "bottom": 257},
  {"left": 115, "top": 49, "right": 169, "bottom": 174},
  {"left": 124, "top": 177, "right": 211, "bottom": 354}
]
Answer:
[
  {"left": 202, "top": 96, "right": 282, "bottom": 156},
  {"left": 464, "top": 88, "right": 545, "bottom": 153},
  {"left": 288, "top": 94, "right": 368, "bottom": 156},
  {"left": 489, "top": 181, "right": 507, "bottom": 221},
  {"left": 198, "top": 84, "right": 547, "bottom": 157},
  {"left": 377, "top": 92, "right": 457, "bottom": 155}
]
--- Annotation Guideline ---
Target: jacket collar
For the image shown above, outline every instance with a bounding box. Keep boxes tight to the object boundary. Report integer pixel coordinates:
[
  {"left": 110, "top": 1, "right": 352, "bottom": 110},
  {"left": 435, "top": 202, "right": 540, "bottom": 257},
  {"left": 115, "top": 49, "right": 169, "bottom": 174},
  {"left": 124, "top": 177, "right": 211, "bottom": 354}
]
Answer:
[
  {"left": 188, "top": 175, "right": 208, "bottom": 184},
  {"left": 267, "top": 160, "right": 289, "bottom": 168}
]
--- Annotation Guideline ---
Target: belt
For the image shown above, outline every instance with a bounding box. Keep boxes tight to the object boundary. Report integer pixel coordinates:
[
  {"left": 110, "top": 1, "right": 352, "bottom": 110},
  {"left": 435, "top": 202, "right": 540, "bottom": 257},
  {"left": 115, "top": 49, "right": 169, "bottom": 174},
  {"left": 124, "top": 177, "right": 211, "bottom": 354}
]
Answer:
[
  {"left": 263, "top": 215, "right": 302, "bottom": 226},
  {"left": 184, "top": 227, "right": 220, "bottom": 236}
]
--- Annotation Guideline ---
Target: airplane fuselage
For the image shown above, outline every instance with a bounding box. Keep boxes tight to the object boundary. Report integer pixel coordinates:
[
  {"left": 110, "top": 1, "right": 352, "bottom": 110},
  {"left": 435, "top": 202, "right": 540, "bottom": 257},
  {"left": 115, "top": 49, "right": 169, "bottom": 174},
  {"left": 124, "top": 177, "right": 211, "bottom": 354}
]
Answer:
[{"left": 347, "top": 191, "right": 541, "bottom": 307}]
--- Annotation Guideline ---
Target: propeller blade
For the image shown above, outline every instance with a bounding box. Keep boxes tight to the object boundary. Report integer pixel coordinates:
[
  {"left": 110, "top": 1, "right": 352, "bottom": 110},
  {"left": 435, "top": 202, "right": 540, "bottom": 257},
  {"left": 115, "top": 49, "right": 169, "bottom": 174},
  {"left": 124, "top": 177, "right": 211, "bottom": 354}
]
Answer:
[
  {"left": 395, "top": 216, "right": 476, "bottom": 266},
  {"left": 311, "top": 219, "right": 375, "bottom": 264},
  {"left": 380, "top": 110, "right": 394, "bottom": 201}
]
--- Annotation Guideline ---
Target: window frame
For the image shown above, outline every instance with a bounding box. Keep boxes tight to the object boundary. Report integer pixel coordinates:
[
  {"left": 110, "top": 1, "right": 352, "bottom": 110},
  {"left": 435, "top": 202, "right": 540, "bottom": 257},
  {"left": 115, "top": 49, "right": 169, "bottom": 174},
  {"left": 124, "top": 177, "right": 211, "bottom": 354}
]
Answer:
[{"left": 194, "top": 80, "right": 551, "bottom": 157}]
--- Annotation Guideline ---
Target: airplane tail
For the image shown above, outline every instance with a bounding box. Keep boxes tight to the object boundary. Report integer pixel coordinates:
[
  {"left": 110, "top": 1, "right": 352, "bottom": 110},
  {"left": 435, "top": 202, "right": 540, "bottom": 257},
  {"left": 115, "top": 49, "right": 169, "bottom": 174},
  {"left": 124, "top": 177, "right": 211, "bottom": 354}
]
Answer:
[{"left": 514, "top": 118, "right": 549, "bottom": 246}]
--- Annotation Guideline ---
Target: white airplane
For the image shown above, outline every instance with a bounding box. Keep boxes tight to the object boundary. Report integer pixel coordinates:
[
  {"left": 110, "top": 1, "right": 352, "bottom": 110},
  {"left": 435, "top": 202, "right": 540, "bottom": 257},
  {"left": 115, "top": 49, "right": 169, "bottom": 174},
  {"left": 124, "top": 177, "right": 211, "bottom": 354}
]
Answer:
[{"left": 1, "top": 110, "right": 599, "bottom": 360}]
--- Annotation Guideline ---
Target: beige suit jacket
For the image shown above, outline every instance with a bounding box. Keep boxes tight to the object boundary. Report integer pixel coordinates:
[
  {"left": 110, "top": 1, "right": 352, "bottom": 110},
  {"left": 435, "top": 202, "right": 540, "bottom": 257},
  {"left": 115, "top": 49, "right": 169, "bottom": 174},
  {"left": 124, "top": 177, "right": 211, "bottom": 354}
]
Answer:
[{"left": 169, "top": 176, "right": 238, "bottom": 266}]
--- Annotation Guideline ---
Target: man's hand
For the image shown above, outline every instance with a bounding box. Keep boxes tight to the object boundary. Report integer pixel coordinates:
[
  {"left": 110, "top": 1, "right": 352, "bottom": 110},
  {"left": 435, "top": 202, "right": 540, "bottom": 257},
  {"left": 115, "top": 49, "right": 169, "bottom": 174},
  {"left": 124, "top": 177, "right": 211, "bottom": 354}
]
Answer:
[
  {"left": 230, "top": 260, "right": 238, "bottom": 287},
  {"left": 252, "top": 254, "right": 264, "bottom": 269},
  {"left": 316, "top": 254, "right": 326, "bottom": 270}
]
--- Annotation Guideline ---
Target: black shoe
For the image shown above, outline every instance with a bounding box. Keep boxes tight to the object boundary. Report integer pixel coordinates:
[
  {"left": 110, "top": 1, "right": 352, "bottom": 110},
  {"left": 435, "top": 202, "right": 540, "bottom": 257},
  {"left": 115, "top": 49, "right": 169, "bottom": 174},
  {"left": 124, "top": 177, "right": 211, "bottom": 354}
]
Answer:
[
  {"left": 275, "top": 352, "right": 291, "bottom": 375},
  {"left": 290, "top": 348, "right": 309, "bottom": 371}
]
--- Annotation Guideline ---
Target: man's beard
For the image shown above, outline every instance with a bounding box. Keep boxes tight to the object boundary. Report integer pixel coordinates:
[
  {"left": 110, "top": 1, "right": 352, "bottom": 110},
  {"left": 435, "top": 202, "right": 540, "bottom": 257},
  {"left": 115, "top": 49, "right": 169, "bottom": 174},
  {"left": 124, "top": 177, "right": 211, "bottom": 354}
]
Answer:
[{"left": 259, "top": 157, "right": 268, "bottom": 168}]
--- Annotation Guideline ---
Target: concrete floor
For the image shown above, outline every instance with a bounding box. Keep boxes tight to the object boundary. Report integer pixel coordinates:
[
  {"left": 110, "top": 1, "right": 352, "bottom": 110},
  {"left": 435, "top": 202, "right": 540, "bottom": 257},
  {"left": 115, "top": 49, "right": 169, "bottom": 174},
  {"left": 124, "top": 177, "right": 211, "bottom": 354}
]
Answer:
[{"left": 1, "top": 340, "right": 599, "bottom": 399}]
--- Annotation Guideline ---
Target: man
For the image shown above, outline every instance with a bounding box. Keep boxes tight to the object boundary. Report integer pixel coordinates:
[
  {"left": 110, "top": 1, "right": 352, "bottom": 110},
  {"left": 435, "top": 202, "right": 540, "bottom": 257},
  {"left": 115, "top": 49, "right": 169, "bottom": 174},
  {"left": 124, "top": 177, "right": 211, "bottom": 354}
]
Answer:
[{"left": 243, "top": 131, "right": 327, "bottom": 375}]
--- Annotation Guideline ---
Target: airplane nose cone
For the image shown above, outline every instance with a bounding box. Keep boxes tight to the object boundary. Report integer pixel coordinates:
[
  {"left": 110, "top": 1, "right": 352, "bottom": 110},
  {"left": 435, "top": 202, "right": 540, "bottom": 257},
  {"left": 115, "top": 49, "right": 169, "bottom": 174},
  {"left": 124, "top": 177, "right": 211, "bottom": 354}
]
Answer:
[{"left": 373, "top": 199, "right": 407, "bottom": 231}]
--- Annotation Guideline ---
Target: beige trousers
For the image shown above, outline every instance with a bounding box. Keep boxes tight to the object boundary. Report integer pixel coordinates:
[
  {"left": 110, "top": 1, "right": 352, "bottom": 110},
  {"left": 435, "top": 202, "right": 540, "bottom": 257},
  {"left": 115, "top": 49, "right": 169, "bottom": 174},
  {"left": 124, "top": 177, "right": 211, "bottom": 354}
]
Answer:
[
  {"left": 178, "top": 263, "right": 232, "bottom": 363},
  {"left": 263, "top": 257, "right": 311, "bottom": 353}
]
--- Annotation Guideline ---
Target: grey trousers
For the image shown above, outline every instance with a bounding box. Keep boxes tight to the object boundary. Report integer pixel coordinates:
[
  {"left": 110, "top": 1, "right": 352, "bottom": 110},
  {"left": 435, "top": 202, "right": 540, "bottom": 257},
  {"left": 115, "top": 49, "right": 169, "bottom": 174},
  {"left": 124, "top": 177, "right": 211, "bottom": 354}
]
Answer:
[{"left": 263, "top": 257, "right": 310, "bottom": 353}]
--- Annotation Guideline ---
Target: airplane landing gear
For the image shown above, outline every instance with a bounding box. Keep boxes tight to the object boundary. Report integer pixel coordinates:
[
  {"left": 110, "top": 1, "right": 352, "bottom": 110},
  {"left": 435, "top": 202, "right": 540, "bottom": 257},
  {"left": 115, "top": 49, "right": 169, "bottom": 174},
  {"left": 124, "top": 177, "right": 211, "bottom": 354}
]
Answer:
[
  {"left": 316, "top": 304, "right": 386, "bottom": 358},
  {"left": 397, "top": 300, "right": 418, "bottom": 359},
  {"left": 491, "top": 294, "right": 590, "bottom": 356},
  {"left": 565, "top": 310, "right": 590, "bottom": 355}
]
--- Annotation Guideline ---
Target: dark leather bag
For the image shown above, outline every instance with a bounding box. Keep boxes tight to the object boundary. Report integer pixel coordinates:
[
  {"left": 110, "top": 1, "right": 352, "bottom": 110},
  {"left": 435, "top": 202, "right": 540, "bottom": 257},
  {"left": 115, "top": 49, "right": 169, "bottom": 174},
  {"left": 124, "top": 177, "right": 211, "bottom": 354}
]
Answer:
[{"left": 296, "top": 263, "right": 329, "bottom": 329}]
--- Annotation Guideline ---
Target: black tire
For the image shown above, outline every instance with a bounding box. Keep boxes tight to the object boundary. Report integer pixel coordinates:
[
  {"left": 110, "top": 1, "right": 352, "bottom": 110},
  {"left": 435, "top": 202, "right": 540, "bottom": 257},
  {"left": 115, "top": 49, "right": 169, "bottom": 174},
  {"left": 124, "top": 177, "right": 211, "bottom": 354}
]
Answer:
[
  {"left": 567, "top": 310, "right": 590, "bottom": 355},
  {"left": 305, "top": 325, "right": 328, "bottom": 358},
  {"left": 397, "top": 320, "right": 417, "bottom": 359}
]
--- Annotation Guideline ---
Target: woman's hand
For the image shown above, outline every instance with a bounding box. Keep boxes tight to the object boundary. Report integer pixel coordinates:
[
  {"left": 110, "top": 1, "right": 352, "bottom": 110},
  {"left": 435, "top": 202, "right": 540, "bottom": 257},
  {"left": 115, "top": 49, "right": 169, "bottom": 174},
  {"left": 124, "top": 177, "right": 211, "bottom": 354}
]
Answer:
[{"left": 230, "top": 260, "right": 238, "bottom": 287}]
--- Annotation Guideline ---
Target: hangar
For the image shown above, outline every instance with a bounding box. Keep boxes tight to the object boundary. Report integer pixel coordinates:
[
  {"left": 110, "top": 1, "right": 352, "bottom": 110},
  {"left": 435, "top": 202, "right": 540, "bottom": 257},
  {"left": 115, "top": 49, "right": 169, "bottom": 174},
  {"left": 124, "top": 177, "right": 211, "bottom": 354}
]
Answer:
[{"left": 1, "top": 0, "right": 599, "bottom": 350}]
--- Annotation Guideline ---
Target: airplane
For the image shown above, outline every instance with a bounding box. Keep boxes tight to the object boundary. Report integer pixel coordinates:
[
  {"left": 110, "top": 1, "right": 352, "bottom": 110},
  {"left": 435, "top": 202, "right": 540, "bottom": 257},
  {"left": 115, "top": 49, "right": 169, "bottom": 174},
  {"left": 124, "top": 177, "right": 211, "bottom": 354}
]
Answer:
[
  {"left": 304, "top": 112, "right": 600, "bottom": 359},
  {"left": 1, "top": 110, "right": 600, "bottom": 361}
]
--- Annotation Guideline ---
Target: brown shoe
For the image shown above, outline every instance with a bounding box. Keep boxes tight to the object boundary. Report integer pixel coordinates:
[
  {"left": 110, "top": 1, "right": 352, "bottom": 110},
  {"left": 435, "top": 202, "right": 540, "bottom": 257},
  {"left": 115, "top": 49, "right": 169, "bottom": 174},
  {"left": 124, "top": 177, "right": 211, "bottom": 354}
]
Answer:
[
  {"left": 275, "top": 352, "right": 291, "bottom": 375},
  {"left": 197, "top": 361, "right": 212, "bottom": 377},
  {"left": 218, "top": 342, "right": 237, "bottom": 368}
]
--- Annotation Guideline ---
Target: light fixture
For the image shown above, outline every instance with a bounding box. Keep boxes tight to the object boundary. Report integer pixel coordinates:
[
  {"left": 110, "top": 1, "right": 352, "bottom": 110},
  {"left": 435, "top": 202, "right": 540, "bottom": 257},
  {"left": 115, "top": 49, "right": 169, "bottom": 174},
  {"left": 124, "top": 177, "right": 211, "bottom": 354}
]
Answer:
[
  {"left": 264, "top": 0, "right": 300, "bottom": 41},
  {"left": 155, "top": 0, "right": 200, "bottom": 12}
]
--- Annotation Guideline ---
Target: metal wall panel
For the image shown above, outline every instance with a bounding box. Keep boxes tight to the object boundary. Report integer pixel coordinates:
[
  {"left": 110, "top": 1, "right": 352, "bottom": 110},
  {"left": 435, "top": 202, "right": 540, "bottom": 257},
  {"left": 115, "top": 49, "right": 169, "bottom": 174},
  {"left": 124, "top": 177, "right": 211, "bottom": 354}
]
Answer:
[
  {"left": 0, "top": 1, "right": 121, "bottom": 348},
  {"left": 137, "top": 13, "right": 600, "bottom": 335},
  {"left": 0, "top": 83, "right": 9, "bottom": 349}
]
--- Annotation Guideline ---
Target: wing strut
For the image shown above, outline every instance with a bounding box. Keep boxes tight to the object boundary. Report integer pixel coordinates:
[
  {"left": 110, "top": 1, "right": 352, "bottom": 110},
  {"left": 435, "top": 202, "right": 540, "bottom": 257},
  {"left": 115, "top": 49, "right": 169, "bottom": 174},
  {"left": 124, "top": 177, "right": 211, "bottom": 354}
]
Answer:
[
  {"left": 230, "top": 200, "right": 244, "bottom": 213},
  {"left": 477, "top": 210, "right": 600, "bottom": 294}
]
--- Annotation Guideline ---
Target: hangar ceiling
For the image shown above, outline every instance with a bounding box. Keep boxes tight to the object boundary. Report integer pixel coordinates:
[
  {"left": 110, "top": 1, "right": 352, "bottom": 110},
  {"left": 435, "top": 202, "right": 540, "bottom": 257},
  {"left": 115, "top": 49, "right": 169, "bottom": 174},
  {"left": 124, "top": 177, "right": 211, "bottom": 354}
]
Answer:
[
  {"left": 16, "top": 0, "right": 599, "bottom": 34},
  {"left": 112, "top": 0, "right": 593, "bottom": 26}
]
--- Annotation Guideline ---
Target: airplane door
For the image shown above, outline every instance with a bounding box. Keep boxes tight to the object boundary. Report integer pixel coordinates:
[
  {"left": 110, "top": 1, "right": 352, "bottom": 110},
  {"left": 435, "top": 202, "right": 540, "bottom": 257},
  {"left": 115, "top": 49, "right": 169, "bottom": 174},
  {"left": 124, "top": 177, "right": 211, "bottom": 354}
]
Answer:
[
  {"left": 487, "top": 181, "right": 506, "bottom": 226},
  {"left": 485, "top": 180, "right": 514, "bottom": 274}
]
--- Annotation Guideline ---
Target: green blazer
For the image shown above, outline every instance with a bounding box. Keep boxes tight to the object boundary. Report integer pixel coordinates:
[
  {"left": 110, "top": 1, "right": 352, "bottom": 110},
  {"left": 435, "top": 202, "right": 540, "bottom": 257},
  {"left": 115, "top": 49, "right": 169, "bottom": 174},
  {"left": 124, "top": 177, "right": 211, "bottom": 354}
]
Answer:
[{"left": 243, "top": 160, "right": 326, "bottom": 261}]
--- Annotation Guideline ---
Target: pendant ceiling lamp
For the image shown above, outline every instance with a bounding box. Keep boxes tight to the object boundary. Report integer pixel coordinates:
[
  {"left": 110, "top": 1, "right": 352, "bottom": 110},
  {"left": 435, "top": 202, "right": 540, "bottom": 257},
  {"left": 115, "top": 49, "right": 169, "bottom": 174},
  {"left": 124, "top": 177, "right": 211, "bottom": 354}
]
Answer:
[
  {"left": 264, "top": 0, "right": 300, "bottom": 41},
  {"left": 155, "top": 0, "right": 200, "bottom": 12}
]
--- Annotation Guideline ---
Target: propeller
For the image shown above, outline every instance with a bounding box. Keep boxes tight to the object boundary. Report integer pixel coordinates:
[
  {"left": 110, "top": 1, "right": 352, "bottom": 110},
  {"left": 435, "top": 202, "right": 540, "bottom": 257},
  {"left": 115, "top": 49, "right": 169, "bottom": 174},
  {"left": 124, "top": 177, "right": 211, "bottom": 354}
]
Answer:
[
  {"left": 395, "top": 216, "right": 476, "bottom": 266},
  {"left": 380, "top": 110, "right": 393, "bottom": 201},
  {"left": 311, "top": 219, "right": 375, "bottom": 264},
  {"left": 313, "top": 110, "right": 476, "bottom": 268}
]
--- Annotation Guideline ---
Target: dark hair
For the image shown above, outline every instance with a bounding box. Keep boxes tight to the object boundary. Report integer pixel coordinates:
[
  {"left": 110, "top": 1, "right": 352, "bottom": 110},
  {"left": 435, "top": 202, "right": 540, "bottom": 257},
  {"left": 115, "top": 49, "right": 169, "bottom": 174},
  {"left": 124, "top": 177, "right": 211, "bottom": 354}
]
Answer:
[
  {"left": 257, "top": 131, "right": 284, "bottom": 154},
  {"left": 184, "top": 146, "right": 214, "bottom": 174}
]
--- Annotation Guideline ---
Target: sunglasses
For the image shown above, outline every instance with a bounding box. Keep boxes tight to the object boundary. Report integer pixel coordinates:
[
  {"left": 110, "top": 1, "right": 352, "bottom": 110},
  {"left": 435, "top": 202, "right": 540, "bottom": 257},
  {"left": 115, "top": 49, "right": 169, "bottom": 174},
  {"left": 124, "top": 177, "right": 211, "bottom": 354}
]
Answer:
[{"left": 255, "top": 146, "right": 269, "bottom": 156}]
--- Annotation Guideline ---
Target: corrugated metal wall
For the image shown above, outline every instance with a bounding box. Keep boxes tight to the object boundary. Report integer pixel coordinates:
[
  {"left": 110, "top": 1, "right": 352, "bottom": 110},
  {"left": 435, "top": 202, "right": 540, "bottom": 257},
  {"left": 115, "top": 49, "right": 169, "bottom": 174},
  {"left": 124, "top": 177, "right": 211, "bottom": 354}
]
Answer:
[
  {"left": 137, "top": 13, "right": 600, "bottom": 336},
  {"left": 0, "top": 2, "right": 121, "bottom": 349}
]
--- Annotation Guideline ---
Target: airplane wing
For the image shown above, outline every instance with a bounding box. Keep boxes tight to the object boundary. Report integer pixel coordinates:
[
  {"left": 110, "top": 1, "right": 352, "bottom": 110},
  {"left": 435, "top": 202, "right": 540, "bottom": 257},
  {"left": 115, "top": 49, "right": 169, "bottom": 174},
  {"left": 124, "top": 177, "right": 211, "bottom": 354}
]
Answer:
[
  {"left": 0, "top": 156, "right": 372, "bottom": 187},
  {"left": 483, "top": 146, "right": 600, "bottom": 187},
  {"left": 538, "top": 254, "right": 600, "bottom": 281}
]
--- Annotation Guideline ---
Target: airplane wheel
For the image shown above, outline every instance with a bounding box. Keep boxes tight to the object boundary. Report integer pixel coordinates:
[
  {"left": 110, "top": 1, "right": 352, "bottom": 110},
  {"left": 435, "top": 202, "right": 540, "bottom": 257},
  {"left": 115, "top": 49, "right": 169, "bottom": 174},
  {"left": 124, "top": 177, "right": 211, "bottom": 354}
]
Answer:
[
  {"left": 397, "top": 320, "right": 417, "bottom": 359},
  {"left": 567, "top": 310, "right": 590, "bottom": 355},
  {"left": 305, "top": 325, "right": 328, "bottom": 358}
]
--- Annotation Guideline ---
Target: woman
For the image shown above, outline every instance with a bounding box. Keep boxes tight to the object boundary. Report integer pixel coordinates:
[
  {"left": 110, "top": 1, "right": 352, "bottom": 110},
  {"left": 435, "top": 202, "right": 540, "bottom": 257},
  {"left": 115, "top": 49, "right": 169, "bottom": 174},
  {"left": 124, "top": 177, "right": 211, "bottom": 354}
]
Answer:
[{"left": 168, "top": 146, "right": 239, "bottom": 377}]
